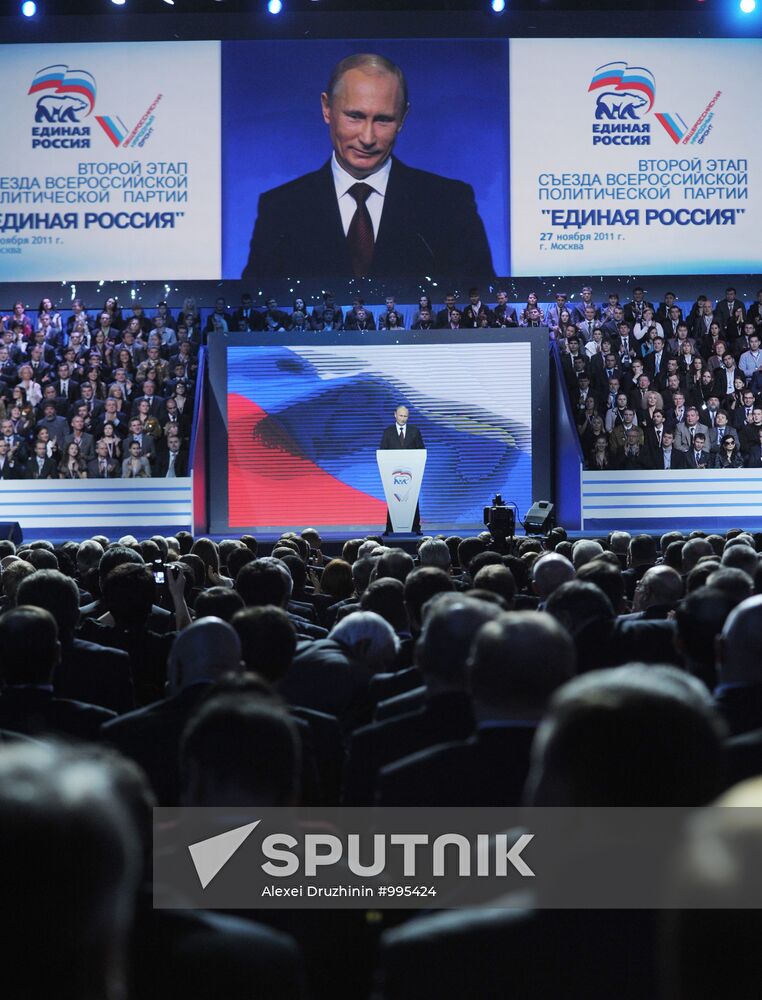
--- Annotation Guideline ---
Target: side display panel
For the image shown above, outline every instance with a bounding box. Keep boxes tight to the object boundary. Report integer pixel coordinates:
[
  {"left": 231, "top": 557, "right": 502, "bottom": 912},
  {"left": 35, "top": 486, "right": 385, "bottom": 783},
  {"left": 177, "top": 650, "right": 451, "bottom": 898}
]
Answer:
[
  {"left": 510, "top": 38, "right": 762, "bottom": 275},
  {"left": 0, "top": 41, "right": 220, "bottom": 280}
]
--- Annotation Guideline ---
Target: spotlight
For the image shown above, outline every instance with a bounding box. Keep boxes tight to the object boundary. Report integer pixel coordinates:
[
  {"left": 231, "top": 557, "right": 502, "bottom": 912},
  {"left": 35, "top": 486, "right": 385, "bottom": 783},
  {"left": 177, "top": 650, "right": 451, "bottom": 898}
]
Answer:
[
  {"left": 267, "top": 0, "right": 283, "bottom": 12},
  {"left": 491, "top": 0, "right": 506, "bottom": 11},
  {"left": 21, "top": 1, "right": 37, "bottom": 14},
  {"left": 110, "top": 0, "right": 127, "bottom": 6},
  {"left": 740, "top": 0, "right": 756, "bottom": 11}
]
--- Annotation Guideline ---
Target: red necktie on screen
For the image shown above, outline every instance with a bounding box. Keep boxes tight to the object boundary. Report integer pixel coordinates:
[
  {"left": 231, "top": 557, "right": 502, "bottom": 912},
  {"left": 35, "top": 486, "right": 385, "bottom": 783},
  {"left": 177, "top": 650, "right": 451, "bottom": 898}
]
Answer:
[
  {"left": 399, "top": 428, "right": 404, "bottom": 444},
  {"left": 347, "top": 183, "right": 375, "bottom": 278}
]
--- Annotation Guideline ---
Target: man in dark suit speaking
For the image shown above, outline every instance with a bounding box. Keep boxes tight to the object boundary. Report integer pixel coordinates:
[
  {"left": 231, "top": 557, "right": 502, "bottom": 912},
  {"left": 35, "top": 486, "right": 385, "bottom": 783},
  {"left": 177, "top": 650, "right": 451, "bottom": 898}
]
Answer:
[
  {"left": 380, "top": 405, "right": 424, "bottom": 534},
  {"left": 241, "top": 53, "right": 494, "bottom": 283}
]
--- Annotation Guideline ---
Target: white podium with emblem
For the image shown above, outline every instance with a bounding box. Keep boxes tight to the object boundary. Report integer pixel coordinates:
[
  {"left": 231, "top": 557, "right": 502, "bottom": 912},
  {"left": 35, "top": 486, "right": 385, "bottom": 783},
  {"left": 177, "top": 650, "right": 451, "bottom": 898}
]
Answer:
[{"left": 376, "top": 449, "right": 427, "bottom": 533}]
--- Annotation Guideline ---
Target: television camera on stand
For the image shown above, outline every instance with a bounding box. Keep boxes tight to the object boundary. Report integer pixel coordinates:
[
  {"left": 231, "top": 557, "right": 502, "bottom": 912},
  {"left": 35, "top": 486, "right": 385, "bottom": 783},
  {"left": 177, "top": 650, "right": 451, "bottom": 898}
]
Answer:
[{"left": 483, "top": 494, "right": 516, "bottom": 552}]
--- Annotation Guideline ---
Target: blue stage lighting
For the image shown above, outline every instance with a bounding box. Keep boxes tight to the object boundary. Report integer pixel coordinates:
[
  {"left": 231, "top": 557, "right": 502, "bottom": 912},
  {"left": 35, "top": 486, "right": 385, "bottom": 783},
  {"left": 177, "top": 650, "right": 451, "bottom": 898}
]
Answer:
[
  {"left": 268, "top": 0, "right": 283, "bottom": 13},
  {"left": 21, "top": 1, "right": 37, "bottom": 15},
  {"left": 740, "top": 0, "right": 756, "bottom": 13},
  {"left": 491, "top": 0, "right": 506, "bottom": 11}
]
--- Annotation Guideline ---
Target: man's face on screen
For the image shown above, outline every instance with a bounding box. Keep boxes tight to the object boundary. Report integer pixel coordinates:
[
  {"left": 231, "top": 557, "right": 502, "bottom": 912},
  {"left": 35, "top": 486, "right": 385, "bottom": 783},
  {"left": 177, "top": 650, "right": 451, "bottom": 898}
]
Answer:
[
  {"left": 395, "top": 407, "right": 409, "bottom": 426},
  {"left": 321, "top": 68, "right": 408, "bottom": 180}
]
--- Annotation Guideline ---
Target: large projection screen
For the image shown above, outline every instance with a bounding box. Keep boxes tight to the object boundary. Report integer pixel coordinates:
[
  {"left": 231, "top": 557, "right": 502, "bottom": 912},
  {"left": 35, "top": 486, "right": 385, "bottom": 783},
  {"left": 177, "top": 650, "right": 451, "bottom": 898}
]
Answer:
[
  {"left": 3, "top": 35, "right": 757, "bottom": 285},
  {"left": 208, "top": 331, "right": 551, "bottom": 537}
]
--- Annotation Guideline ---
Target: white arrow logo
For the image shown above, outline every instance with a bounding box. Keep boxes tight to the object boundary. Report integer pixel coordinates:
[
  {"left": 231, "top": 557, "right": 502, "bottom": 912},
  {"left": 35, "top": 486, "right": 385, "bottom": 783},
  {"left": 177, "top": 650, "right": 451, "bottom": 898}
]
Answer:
[{"left": 188, "top": 821, "right": 260, "bottom": 889}]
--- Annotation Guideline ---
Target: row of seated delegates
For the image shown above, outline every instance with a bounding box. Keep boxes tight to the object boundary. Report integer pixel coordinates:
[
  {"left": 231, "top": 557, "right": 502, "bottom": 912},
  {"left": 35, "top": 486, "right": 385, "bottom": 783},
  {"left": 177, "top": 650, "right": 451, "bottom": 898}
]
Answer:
[
  {"left": 223, "top": 287, "right": 546, "bottom": 333},
  {"left": 8, "top": 284, "right": 760, "bottom": 343},
  {"left": 3, "top": 527, "right": 762, "bottom": 998},
  {"left": 215, "top": 283, "right": 762, "bottom": 336}
]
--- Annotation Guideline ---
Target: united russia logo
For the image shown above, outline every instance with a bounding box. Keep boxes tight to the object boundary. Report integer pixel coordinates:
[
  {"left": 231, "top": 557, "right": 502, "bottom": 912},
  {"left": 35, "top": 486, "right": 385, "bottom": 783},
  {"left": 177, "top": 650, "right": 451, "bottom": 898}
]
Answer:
[
  {"left": 588, "top": 60, "right": 721, "bottom": 146},
  {"left": 29, "top": 64, "right": 96, "bottom": 123},
  {"left": 589, "top": 61, "right": 656, "bottom": 120},
  {"left": 28, "top": 63, "right": 162, "bottom": 150}
]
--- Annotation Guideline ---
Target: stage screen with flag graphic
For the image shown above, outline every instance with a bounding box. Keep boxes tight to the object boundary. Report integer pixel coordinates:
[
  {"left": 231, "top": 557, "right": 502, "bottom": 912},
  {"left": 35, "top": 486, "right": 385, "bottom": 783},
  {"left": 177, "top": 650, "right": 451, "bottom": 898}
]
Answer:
[{"left": 217, "top": 332, "right": 547, "bottom": 535}]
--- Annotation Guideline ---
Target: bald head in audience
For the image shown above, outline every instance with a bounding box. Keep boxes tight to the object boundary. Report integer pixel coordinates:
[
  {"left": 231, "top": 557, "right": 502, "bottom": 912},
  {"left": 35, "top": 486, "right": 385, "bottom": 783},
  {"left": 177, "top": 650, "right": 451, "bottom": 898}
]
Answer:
[
  {"left": 166, "top": 617, "right": 243, "bottom": 695},
  {"left": 531, "top": 552, "right": 575, "bottom": 600},
  {"left": 717, "top": 595, "right": 762, "bottom": 687},
  {"left": 468, "top": 611, "right": 576, "bottom": 721},
  {"left": 634, "top": 564, "right": 683, "bottom": 611}
]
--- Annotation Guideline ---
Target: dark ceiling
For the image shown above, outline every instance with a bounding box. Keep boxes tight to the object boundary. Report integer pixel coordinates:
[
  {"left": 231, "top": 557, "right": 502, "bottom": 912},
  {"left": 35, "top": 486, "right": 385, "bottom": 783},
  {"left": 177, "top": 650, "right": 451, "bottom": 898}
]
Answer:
[{"left": 0, "top": 0, "right": 741, "bottom": 13}]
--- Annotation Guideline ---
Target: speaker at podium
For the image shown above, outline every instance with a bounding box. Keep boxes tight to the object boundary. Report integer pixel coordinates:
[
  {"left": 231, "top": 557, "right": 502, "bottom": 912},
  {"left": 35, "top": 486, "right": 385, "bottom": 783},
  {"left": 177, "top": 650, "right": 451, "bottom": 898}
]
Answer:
[{"left": 376, "top": 449, "right": 427, "bottom": 534}]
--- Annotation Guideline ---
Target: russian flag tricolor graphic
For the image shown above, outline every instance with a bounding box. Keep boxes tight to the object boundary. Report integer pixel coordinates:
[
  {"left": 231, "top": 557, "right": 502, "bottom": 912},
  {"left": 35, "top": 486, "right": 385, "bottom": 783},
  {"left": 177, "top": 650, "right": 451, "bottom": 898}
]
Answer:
[
  {"left": 95, "top": 115, "right": 128, "bottom": 147},
  {"left": 28, "top": 64, "right": 96, "bottom": 114},
  {"left": 589, "top": 61, "right": 656, "bottom": 111},
  {"left": 655, "top": 112, "right": 688, "bottom": 144}
]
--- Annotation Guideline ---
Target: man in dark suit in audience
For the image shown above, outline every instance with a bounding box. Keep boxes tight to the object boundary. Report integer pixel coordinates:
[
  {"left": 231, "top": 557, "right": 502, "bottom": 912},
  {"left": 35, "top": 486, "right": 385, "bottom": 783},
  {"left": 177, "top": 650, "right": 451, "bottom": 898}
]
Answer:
[
  {"left": 715, "top": 595, "right": 762, "bottom": 736},
  {"left": 342, "top": 594, "right": 498, "bottom": 805},
  {"left": 17, "top": 569, "right": 133, "bottom": 715},
  {"left": 24, "top": 439, "right": 58, "bottom": 480},
  {"left": 378, "top": 612, "right": 574, "bottom": 806},
  {"left": 377, "top": 666, "right": 723, "bottom": 1000},
  {"left": 649, "top": 430, "right": 686, "bottom": 470},
  {"left": 102, "top": 618, "right": 243, "bottom": 804},
  {"left": 435, "top": 293, "right": 460, "bottom": 328},
  {"left": 241, "top": 53, "right": 493, "bottom": 282},
  {"left": 130, "top": 379, "right": 167, "bottom": 423},
  {"left": 0, "top": 606, "right": 116, "bottom": 740},
  {"left": 612, "top": 565, "right": 683, "bottom": 666},
  {"left": 123, "top": 418, "right": 157, "bottom": 464},
  {"left": 623, "top": 286, "right": 655, "bottom": 326},
  {"left": 0, "top": 439, "right": 19, "bottom": 479},
  {"left": 51, "top": 361, "right": 79, "bottom": 404},
  {"left": 685, "top": 432, "right": 712, "bottom": 469},
  {"left": 155, "top": 437, "right": 188, "bottom": 478},
  {"left": 492, "top": 289, "right": 518, "bottom": 327},
  {"left": 715, "top": 286, "right": 745, "bottom": 329},
  {"left": 87, "top": 439, "right": 121, "bottom": 479},
  {"left": 0, "top": 741, "right": 142, "bottom": 1000}
]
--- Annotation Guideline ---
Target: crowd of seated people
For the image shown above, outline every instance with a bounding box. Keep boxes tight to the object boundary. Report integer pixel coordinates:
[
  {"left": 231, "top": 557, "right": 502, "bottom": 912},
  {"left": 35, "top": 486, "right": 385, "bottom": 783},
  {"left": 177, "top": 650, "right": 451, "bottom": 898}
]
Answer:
[
  {"left": 0, "top": 296, "right": 195, "bottom": 479},
  {"left": 559, "top": 286, "right": 762, "bottom": 470},
  {"left": 205, "top": 287, "right": 527, "bottom": 332},
  {"left": 2, "top": 523, "right": 762, "bottom": 997},
  {"left": 3, "top": 282, "right": 762, "bottom": 481}
]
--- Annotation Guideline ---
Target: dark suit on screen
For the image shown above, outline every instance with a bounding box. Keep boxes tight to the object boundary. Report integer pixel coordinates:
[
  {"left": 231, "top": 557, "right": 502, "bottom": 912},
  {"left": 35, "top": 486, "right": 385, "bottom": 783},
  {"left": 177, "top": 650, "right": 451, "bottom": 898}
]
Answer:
[{"left": 241, "top": 157, "right": 494, "bottom": 282}]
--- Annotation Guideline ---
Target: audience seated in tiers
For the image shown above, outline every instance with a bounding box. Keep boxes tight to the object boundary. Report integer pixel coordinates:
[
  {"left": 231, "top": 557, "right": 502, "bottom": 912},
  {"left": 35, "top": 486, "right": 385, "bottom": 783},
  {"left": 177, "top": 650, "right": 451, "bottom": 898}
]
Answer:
[
  {"left": 561, "top": 284, "right": 762, "bottom": 470},
  {"left": 5, "top": 284, "right": 762, "bottom": 477},
  {"left": 0, "top": 294, "right": 196, "bottom": 480},
  {"left": 2, "top": 523, "right": 762, "bottom": 997}
]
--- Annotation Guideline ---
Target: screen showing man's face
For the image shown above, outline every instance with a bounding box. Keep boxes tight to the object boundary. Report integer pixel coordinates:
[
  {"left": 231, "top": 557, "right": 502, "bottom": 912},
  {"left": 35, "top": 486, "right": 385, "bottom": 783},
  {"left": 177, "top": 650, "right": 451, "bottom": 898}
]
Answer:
[{"left": 321, "top": 68, "right": 408, "bottom": 179}]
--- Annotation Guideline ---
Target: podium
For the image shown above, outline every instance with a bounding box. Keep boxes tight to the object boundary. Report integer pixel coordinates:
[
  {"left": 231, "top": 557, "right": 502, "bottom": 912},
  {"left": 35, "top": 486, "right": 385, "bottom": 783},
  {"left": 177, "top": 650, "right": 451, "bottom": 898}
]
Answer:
[{"left": 376, "top": 449, "right": 427, "bottom": 533}]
